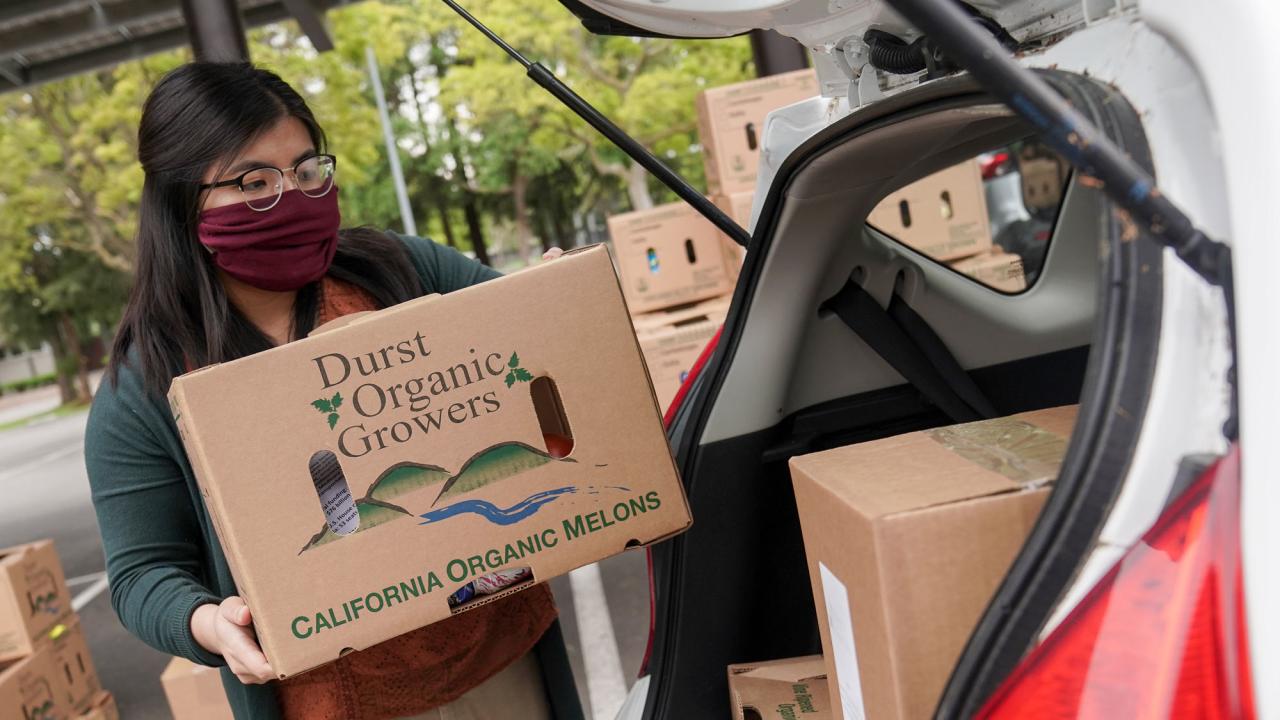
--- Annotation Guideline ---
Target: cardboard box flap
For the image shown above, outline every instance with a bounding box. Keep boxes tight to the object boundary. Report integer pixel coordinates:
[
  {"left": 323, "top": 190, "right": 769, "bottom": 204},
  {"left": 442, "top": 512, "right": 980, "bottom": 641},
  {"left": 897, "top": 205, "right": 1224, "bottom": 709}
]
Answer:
[
  {"left": 788, "top": 406, "right": 1075, "bottom": 518},
  {"left": 730, "top": 655, "right": 827, "bottom": 683},
  {"left": 310, "top": 295, "right": 444, "bottom": 337},
  {"left": 728, "top": 654, "right": 832, "bottom": 720},
  {"left": 310, "top": 311, "right": 373, "bottom": 336}
]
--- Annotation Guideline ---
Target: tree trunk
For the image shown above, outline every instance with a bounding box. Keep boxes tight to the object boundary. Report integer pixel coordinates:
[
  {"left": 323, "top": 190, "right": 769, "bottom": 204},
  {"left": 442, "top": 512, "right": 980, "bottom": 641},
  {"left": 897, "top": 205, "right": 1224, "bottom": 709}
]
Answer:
[
  {"left": 59, "top": 313, "right": 91, "bottom": 403},
  {"left": 511, "top": 172, "right": 535, "bottom": 264},
  {"left": 436, "top": 197, "right": 458, "bottom": 248},
  {"left": 535, "top": 198, "right": 557, "bottom": 253},
  {"left": 552, "top": 189, "right": 575, "bottom": 249},
  {"left": 626, "top": 162, "right": 654, "bottom": 211},
  {"left": 47, "top": 331, "right": 75, "bottom": 405},
  {"left": 463, "top": 197, "right": 491, "bottom": 267}
]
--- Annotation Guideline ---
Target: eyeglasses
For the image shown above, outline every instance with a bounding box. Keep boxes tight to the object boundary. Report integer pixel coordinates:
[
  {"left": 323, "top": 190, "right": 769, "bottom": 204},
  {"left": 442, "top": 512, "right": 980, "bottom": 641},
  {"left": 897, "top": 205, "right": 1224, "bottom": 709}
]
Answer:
[{"left": 199, "top": 154, "right": 337, "bottom": 212}]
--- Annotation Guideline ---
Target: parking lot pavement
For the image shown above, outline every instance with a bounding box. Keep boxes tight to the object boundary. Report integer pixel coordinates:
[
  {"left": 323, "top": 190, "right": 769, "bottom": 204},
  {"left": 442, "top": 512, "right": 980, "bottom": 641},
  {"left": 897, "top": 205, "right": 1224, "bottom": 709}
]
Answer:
[{"left": 0, "top": 411, "right": 650, "bottom": 719}]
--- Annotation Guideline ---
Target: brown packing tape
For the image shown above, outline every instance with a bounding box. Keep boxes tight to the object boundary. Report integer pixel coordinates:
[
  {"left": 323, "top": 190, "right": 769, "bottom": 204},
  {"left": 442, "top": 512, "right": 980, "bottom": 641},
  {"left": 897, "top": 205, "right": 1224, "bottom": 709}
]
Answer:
[{"left": 925, "top": 417, "right": 1068, "bottom": 487}]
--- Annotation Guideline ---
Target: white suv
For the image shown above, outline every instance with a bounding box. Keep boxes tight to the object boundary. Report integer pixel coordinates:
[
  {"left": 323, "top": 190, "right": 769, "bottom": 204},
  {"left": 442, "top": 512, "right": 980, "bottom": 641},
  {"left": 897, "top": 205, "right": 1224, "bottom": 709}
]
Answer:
[{"left": 554, "top": 1, "right": 1277, "bottom": 717}]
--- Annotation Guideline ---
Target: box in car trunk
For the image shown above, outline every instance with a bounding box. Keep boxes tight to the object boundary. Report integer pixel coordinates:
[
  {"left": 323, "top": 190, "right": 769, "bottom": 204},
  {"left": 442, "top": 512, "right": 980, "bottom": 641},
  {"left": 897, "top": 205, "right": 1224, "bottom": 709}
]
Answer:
[
  {"left": 790, "top": 405, "right": 1077, "bottom": 720},
  {"left": 168, "top": 244, "right": 693, "bottom": 678},
  {"left": 727, "top": 654, "right": 832, "bottom": 720}
]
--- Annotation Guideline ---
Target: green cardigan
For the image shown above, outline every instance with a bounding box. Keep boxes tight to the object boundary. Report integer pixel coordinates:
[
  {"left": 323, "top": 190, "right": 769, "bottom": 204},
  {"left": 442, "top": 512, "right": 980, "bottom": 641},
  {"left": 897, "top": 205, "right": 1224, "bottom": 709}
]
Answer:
[{"left": 85, "top": 234, "right": 501, "bottom": 719}]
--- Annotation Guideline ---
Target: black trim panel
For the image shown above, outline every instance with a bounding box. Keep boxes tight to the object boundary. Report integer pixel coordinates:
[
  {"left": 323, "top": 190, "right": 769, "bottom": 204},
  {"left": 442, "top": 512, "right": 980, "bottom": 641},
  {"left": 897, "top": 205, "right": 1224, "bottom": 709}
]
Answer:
[{"left": 933, "top": 73, "right": 1164, "bottom": 718}]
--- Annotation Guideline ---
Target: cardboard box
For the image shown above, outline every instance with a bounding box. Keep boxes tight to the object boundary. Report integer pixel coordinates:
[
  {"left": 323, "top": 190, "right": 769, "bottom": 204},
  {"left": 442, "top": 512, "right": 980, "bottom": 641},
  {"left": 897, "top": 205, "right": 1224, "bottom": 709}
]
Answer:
[
  {"left": 168, "top": 244, "right": 692, "bottom": 678},
  {"left": 0, "top": 541, "right": 73, "bottom": 663},
  {"left": 40, "top": 618, "right": 101, "bottom": 714},
  {"left": 790, "top": 406, "right": 1077, "bottom": 720},
  {"left": 75, "top": 691, "right": 118, "bottom": 720},
  {"left": 950, "top": 250, "right": 1027, "bottom": 293},
  {"left": 728, "top": 655, "right": 832, "bottom": 720},
  {"left": 712, "top": 192, "right": 754, "bottom": 273},
  {"left": 608, "top": 202, "right": 738, "bottom": 314},
  {"left": 0, "top": 650, "right": 71, "bottom": 720},
  {"left": 697, "top": 69, "right": 820, "bottom": 196},
  {"left": 867, "top": 160, "right": 993, "bottom": 261},
  {"left": 161, "top": 657, "right": 234, "bottom": 720},
  {"left": 633, "top": 297, "right": 730, "bottom": 411}
]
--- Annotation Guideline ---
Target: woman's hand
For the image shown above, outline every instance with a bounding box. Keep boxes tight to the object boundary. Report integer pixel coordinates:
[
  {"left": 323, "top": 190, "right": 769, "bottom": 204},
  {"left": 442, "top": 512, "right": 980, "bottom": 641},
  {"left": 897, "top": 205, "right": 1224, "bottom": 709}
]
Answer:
[
  {"left": 191, "top": 597, "right": 276, "bottom": 684},
  {"left": 542, "top": 247, "right": 565, "bottom": 262}
]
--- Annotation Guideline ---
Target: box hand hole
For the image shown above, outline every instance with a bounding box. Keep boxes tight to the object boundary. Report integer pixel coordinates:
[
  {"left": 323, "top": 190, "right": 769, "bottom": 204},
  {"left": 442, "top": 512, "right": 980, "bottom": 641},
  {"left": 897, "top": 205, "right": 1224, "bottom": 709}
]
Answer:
[
  {"left": 531, "top": 377, "right": 575, "bottom": 458},
  {"left": 684, "top": 238, "right": 698, "bottom": 264},
  {"left": 309, "top": 450, "right": 359, "bottom": 536}
]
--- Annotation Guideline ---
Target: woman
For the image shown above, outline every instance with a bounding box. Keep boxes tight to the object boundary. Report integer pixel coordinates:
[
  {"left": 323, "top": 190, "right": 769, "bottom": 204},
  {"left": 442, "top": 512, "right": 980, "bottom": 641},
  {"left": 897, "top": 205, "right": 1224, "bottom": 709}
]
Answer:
[{"left": 85, "top": 62, "right": 577, "bottom": 719}]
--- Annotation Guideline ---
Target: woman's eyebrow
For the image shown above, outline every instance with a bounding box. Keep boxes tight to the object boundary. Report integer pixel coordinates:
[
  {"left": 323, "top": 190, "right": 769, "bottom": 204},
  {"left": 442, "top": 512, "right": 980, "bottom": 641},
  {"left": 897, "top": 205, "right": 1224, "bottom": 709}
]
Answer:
[{"left": 224, "top": 148, "right": 318, "bottom": 176}]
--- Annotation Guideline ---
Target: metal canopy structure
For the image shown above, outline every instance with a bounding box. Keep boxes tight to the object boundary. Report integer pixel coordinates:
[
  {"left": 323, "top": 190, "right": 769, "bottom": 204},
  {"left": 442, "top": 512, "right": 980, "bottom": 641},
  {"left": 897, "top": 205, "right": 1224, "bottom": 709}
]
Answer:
[{"left": 0, "top": 0, "right": 360, "bottom": 94}]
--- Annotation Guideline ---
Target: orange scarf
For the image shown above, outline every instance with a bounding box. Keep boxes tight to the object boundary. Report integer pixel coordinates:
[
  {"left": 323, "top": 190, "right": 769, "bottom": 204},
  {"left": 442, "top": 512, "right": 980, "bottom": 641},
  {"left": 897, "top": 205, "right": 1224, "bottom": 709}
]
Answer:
[{"left": 277, "top": 277, "right": 558, "bottom": 719}]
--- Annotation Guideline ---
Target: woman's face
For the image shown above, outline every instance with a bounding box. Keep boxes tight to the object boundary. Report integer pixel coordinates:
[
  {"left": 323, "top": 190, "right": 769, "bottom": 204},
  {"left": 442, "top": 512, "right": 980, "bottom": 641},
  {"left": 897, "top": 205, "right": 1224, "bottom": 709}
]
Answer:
[{"left": 199, "top": 116, "right": 317, "bottom": 212}]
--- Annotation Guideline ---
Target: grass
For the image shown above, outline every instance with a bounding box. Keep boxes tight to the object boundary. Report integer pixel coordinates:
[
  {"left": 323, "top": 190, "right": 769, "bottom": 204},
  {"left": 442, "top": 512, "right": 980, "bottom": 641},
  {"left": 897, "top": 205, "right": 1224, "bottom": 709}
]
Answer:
[{"left": 0, "top": 402, "right": 90, "bottom": 432}]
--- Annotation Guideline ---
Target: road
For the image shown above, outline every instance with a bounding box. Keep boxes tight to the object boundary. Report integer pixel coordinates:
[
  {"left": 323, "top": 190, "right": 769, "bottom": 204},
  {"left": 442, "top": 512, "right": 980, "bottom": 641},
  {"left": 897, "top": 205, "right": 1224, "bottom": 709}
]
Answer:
[{"left": 0, "top": 411, "right": 650, "bottom": 719}]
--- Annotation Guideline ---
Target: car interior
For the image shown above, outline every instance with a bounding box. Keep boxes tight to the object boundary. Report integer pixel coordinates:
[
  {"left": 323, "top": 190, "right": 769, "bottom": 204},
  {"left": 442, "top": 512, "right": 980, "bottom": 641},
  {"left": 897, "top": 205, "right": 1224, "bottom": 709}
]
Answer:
[{"left": 644, "top": 72, "right": 1165, "bottom": 718}]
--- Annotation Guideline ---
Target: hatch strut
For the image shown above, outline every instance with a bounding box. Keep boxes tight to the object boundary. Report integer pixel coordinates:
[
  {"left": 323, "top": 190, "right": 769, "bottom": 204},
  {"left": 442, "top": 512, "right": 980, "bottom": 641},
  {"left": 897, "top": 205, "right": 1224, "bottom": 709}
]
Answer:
[
  {"left": 881, "top": 0, "right": 1237, "bottom": 441},
  {"left": 882, "top": 0, "right": 1229, "bottom": 287},
  {"left": 439, "top": 0, "right": 751, "bottom": 248}
]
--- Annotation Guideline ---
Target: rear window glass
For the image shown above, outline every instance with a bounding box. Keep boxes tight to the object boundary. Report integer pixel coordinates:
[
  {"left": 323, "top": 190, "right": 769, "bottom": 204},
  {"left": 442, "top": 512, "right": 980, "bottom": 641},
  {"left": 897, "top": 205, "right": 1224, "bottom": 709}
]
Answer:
[{"left": 866, "top": 139, "right": 1070, "bottom": 293}]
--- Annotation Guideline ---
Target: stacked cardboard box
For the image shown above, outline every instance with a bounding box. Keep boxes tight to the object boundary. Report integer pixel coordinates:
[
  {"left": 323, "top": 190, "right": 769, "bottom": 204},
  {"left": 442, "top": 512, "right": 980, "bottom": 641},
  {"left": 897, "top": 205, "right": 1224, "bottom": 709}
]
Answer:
[
  {"left": 696, "top": 69, "right": 820, "bottom": 197},
  {"left": 606, "top": 70, "right": 821, "bottom": 412},
  {"left": 607, "top": 206, "right": 734, "bottom": 410},
  {"left": 728, "top": 654, "right": 832, "bottom": 720},
  {"left": 0, "top": 540, "right": 106, "bottom": 719},
  {"left": 162, "top": 656, "right": 234, "bottom": 720},
  {"left": 788, "top": 406, "right": 1077, "bottom": 719}
]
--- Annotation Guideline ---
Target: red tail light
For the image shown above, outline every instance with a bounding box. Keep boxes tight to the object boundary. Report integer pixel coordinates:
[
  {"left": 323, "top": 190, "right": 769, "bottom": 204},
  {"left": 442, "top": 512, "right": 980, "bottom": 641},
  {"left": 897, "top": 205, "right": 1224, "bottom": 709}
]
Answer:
[
  {"left": 977, "top": 445, "right": 1253, "bottom": 719},
  {"left": 980, "top": 151, "right": 1012, "bottom": 179}
]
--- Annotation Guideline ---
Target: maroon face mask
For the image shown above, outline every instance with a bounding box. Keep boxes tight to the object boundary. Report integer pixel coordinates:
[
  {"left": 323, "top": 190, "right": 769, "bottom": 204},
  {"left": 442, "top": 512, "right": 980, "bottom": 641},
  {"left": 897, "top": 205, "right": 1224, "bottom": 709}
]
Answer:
[{"left": 197, "top": 187, "right": 341, "bottom": 292}]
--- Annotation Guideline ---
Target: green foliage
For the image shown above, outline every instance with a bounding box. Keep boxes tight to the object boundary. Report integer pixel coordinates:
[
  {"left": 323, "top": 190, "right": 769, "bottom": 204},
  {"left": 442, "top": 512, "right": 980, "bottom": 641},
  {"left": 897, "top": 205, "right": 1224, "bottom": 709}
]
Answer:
[
  {"left": 0, "top": 0, "right": 757, "bottom": 380},
  {"left": 0, "top": 372, "right": 57, "bottom": 396}
]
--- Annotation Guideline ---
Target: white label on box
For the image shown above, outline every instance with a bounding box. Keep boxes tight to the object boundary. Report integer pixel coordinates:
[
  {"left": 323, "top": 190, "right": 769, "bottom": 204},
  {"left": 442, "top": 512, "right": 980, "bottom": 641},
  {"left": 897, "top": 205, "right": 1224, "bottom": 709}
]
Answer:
[{"left": 820, "top": 562, "right": 867, "bottom": 720}]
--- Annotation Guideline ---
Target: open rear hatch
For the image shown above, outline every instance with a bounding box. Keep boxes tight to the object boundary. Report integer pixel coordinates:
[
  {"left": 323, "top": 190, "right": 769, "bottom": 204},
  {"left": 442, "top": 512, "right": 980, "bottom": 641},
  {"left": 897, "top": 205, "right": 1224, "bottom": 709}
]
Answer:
[
  {"left": 648, "top": 70, "right": 1166, "bottom": 718},
  {"left": 559, "top": 0, "right": 1088, "bottom": 97}
]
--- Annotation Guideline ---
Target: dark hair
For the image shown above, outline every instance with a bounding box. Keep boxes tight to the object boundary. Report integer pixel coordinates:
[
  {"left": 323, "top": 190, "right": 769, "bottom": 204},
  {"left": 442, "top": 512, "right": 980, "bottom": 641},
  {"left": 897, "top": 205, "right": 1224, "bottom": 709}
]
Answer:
[{"left": 109, "top": 62, "right": 421, "bottom": 397}]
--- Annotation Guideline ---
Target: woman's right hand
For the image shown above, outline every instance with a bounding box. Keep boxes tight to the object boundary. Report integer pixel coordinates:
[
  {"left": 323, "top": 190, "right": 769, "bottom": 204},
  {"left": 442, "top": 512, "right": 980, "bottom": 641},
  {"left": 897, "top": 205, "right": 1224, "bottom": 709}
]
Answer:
[{"left": 191, "top": 596, "right": 276, "bottom": 684}]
